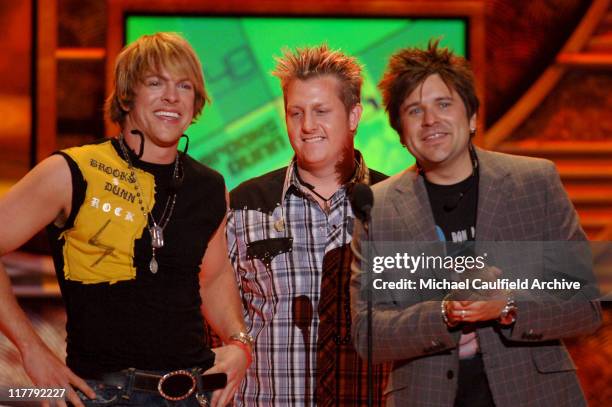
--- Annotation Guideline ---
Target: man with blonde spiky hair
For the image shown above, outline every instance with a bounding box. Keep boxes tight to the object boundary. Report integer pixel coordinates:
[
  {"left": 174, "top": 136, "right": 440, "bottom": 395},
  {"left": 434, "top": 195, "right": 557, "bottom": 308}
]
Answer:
[
  {"left": 0, "top": 32, "right": 249, "bottom": 407},
  {"left": 227, "top": 44, "right": 388, "bottom": 406}
]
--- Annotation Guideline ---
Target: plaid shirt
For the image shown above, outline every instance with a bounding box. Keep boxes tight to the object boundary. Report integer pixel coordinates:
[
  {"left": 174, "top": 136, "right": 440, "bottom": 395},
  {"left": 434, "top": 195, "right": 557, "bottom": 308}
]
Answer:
[{"left": 228, "top": 154, "right": 388, "bottom": 406}]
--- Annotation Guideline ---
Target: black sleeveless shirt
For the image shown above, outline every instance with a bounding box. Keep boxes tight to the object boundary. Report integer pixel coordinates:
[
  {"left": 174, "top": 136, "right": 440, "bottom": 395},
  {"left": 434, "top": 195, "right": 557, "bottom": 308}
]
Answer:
[{"left": 47, "top": 139, "right": 226, "bottom": 376}]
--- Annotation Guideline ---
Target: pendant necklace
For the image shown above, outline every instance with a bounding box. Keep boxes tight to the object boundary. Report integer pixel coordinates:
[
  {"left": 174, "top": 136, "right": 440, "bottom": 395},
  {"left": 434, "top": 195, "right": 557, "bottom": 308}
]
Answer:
[
  {"left": 118, "top": 134, "right": 179, "bottom": 274},
  {"left": 294, "top": 166, "right": 334, "bottom": 213},
  {"left": 302, "top": 184, "right": 333, "bottom": 213}
]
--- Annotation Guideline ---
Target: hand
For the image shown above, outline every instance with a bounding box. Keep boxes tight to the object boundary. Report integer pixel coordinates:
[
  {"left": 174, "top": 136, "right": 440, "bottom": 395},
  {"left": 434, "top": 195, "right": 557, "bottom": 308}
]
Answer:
[
  {"left": 472, "top": 266, "right": 509, "bottom": 299},
  {"left": 455, "top": 265, "right": 506, "bottom": 299},
  {"left": 204, "top": 344, "right": 251, "bottom": 407},
  {"left": 447, "top": 299, "right": 506, "bottom": 323},
  {"left": 20, "top": 340, "right": 96, "bottom": 407}
]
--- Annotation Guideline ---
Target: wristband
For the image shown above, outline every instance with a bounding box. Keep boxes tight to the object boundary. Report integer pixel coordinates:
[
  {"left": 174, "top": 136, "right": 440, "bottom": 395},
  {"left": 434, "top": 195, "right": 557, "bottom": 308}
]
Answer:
[
  {"left": 228, "top": 332, "right": 254, "bottom": 365},
  {"left": 229, "top": 332, "right": 254, "bottom": 348},
  {"left": 228, "top": 339, "right": 253, "bottom": 365}
]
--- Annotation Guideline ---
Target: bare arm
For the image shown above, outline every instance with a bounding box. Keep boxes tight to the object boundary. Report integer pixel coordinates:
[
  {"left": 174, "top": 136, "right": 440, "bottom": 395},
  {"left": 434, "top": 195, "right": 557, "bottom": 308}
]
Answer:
[
  {"left": 200, "top": 191, "right": 249, "bottom": 407},
  {"left": 200, "top": 213, "right": 247, "bottom": 340},
  {"left": 0, "top": 155, "right": 95, "bottom": 406}
]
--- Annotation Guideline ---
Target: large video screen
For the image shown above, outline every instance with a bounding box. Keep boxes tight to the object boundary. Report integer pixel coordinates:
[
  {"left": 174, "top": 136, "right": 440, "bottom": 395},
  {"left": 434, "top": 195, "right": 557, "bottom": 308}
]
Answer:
[{"left": 126, "top": 16, "right": 466, "bottom": 188}]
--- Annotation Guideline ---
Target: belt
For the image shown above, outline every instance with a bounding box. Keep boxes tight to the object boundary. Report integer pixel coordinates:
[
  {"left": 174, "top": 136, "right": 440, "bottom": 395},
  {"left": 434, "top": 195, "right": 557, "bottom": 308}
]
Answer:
[{"left": 90, "top": 368, "right": 227, "bottom": 402}]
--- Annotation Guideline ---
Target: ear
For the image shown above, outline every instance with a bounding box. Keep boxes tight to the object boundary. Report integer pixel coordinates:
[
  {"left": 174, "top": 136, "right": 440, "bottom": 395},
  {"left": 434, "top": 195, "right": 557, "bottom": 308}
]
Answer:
[
  {"left": 348, "top": 103, "right": 363, "bottom": 133},
  {"left": 118, "top": 98, "right": 131, "bottom": 113},
  {"left": 468, "top": 113, "right": 477, "bottom": 133}
]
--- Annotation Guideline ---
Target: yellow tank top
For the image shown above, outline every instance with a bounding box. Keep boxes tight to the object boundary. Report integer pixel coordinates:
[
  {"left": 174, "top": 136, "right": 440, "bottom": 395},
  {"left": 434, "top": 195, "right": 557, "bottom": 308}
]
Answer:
[{"left": 61, "top": 141, "right": 156, "bottom": 284}]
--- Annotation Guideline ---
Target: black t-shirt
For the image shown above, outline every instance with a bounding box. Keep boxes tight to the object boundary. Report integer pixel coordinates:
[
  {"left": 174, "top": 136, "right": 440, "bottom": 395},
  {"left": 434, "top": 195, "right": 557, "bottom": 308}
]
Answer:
[
  {"left": 425, "top": 169, "right": 495, "bottom": 404},
  {"left": 424, "top": 170, "right": 479, "bottom": 243},
  {"left": 47, "top": 139, "right": 226, "bottom": 376}
]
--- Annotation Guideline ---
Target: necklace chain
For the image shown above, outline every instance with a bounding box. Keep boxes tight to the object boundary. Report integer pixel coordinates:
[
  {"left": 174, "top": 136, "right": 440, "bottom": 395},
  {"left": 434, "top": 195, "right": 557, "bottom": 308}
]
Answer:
[
  {"left": 117, "top": 134, "right": 179, "bottom": 273},
  {"left": 294, "top": 158, "right": 361, "bottom": 213}
]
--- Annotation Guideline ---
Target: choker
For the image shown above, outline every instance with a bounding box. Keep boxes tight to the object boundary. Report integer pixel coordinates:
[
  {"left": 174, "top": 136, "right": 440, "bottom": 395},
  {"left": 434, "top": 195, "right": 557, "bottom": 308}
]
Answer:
[
  {"left": 294, "top": 167, "right": 335, "bottom": 213},
  {"left": 117, "top": 134, "right": 180, "bottom": 274},
  {"left": 294, "top": 159, "right": 360, "bottom": 212}
]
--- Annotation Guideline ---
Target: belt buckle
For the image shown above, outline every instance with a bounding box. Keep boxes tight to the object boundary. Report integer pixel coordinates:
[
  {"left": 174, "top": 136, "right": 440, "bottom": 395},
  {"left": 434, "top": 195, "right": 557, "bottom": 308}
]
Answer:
[
  {"left": 157, "top": 369, "right": 196, "bottom": 401},
  {"left": 196, "top": 392, "right": 210, "bottom": 406}
]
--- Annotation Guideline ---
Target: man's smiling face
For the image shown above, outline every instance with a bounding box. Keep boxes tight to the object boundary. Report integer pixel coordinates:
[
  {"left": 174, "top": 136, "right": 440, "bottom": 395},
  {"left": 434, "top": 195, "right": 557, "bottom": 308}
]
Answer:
[
  {"left": 285, "top": 75, "right": 361, "bottom": 173},
  {"left": 399, "top": 73, "right": 476, "bottom": 177},
  {"left": 123, "top": 66, "right": 195, "bottom": 148}
]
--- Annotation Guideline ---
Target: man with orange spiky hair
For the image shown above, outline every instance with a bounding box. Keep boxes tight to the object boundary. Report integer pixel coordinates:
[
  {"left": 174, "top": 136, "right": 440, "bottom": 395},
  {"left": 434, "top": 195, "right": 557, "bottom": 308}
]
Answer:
[{"left": 228, "top": 44, "right": 388, "bottom": 406}]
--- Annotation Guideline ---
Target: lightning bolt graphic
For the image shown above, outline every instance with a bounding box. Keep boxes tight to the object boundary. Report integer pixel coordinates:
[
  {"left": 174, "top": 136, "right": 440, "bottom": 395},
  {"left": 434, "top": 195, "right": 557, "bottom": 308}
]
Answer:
[{"left": 88, "top": 219, "right": 116, "bottom": 267}]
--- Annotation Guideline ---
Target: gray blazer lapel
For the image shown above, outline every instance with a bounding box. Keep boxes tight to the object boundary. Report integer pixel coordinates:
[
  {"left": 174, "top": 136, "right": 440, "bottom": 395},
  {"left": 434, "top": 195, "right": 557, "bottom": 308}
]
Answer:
[
  {"left": 389, "top": 169, "right": 444, "bottom": 299},
  {"left": 475, "top": 148, "right": 511, "bottom": 241},
  {"left": 392, "top": 168, "right": 438, "bottom": 241}
]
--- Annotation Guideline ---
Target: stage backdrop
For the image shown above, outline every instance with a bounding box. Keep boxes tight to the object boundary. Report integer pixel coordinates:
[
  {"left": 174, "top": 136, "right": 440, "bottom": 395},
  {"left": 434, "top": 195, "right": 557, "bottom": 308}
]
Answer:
[{"left": 127, "top": 16, "right": 465, "bottom": 188}]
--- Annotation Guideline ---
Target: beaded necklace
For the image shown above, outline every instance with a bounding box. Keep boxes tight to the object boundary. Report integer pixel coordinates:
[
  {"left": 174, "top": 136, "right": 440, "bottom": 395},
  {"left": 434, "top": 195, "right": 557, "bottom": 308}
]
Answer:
[{"left": 118, "top": 134, "right": 179, "bottom": 273}]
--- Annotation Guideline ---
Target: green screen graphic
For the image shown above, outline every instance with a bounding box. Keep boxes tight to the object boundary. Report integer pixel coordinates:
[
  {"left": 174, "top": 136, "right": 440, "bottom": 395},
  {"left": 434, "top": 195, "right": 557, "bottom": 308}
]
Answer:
[{"left": 126, "top": 17, "right": 465, "bottom": 188}]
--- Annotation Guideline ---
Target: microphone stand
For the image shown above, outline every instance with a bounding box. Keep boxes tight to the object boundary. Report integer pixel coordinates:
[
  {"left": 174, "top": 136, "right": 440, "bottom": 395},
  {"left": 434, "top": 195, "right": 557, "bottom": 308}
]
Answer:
[
  {"left": 350, "top": 183, "right": 375, "bottom": 407},
  {"left": 363, "top": 217, "right": 373, "bottom": 407}
]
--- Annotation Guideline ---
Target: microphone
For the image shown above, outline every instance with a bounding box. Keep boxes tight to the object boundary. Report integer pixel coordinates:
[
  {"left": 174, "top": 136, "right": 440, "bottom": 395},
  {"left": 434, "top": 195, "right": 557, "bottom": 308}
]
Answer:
[
  {"left": 293, "top": 295, "right": 313, "bottom": 405},
  {"left": 443, "top": 193, "right": 464, "bottom": 212},
  {"left": 350, "top": 183, "right": 374, "bottom": 224}
]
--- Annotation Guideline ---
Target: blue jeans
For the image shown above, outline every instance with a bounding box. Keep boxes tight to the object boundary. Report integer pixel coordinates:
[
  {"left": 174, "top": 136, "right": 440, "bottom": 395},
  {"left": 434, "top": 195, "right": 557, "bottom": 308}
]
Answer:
[{"left": 77, "top": 370, "right": 212, "bottom": 407}]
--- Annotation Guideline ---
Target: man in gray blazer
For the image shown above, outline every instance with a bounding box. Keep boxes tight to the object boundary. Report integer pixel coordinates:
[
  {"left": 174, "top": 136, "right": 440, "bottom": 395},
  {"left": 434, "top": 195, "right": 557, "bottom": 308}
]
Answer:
[{"left": 350, "top": 40, "right": 601, "bottom": 407}]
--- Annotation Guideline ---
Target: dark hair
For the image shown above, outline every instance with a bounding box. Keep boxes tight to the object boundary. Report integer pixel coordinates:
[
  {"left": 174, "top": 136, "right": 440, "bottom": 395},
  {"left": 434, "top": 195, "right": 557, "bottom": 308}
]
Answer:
[{"left": 378, "top": 39, "right": 479, "bottom": 135}]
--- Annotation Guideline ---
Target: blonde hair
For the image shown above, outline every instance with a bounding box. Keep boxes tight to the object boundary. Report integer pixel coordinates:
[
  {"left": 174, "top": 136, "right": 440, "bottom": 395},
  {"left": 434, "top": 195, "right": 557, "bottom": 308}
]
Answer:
[
  {"left": 272, "top": 44, "right": 362, "bottom": 111},
  {"left": 106, "top": 32, "right": 209, "bottom": 126}
]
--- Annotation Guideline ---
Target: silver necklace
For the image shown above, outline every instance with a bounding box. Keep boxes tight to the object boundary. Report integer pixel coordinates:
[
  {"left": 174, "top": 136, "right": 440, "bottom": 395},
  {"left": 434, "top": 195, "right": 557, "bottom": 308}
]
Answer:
[{"left": 118, "top": 134, "right": 179, "bottom": 274}]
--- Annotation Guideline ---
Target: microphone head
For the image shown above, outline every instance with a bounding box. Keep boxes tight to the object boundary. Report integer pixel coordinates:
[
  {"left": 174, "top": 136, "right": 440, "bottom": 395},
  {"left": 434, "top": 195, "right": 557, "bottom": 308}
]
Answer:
[
  {"left": 443, "top": 193, "right": 463, "bottom": 212},
  {"left": 350, "top": 183, "right": 374, "bottom": 222},
  {"left": 292, "top": 295, "right": 313, "bottom": 332}
]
